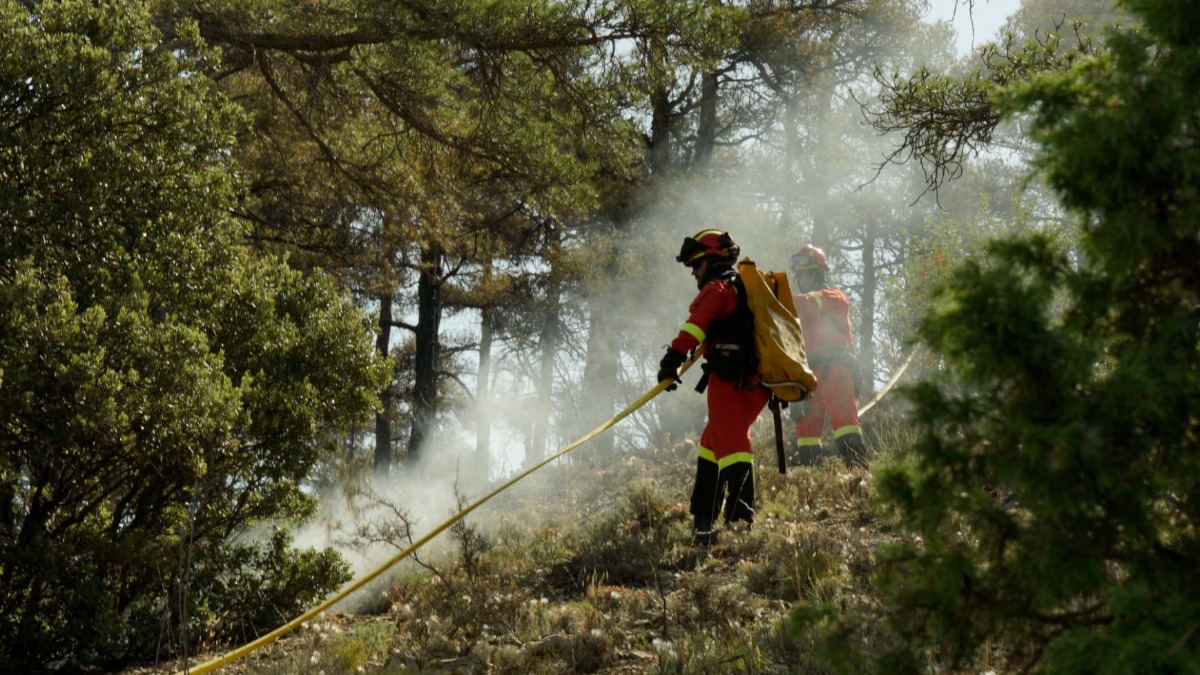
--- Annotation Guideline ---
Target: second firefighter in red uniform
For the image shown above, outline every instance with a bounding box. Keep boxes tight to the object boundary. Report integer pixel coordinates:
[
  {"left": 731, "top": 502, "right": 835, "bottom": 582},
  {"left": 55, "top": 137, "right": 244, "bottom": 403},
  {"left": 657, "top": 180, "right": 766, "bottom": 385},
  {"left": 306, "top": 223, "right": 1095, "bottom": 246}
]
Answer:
[{"left": 790, "top": 244, "right": 868, "bottom": 468}]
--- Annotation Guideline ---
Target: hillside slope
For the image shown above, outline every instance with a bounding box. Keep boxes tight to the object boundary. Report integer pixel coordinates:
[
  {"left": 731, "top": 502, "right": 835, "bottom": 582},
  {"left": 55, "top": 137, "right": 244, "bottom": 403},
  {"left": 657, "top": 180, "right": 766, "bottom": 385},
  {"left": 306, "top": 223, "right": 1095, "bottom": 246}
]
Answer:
[{"left": 126, "top": 437, "right": 910, "bottom": 675}]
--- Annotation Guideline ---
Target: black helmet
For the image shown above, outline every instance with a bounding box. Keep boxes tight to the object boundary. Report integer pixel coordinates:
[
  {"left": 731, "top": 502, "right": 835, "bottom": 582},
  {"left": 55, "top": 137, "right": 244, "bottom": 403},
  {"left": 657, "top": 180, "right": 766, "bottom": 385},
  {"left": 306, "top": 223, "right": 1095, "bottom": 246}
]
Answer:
[{"left": 676, "top": 229, "right": 740, "bottom": 266}]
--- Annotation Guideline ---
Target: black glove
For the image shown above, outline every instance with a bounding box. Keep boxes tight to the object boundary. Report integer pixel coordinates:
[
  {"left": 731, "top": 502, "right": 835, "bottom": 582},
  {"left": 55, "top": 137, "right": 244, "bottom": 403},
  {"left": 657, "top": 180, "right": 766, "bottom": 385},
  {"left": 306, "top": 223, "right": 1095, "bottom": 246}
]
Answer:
[{"left": 657, "top": 348, "right": 686, "bottom": 391}]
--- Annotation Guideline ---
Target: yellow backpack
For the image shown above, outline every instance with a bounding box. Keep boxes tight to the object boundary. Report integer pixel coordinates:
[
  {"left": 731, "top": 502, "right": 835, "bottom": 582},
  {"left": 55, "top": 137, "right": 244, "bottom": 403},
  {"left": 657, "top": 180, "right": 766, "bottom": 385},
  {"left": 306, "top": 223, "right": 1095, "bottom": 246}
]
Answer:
[{"left": 737, "top": 257, "right": 817, "bottom": 402}]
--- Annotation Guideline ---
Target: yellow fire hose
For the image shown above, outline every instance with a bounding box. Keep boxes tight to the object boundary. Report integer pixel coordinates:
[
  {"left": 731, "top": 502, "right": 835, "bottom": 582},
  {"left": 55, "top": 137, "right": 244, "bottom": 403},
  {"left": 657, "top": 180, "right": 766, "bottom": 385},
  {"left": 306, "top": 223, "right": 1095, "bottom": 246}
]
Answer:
[
  {"left": 857, "top": 349, "right": 916, "bottom": 418},
  {"left": 179, "top": 356, "right": 699, "bottom": 674}
]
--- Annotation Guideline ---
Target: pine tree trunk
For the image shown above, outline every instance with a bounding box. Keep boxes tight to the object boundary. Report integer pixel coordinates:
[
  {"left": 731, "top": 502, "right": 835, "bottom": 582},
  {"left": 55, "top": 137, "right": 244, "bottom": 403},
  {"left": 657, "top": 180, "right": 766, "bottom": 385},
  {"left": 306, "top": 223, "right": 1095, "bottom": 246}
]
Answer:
[
  {"left": 476, "top": 304, "right": 495, "bottom": 465},
  {"left": 858, "top": 229, "right": 877, "bottom": 397},
  {"left": 529, "top": 278, "right": 561, "bottom": 466},
  {"left": 374, "top": 292, "right": 394, "bottom": 473},
  {"left": 578, "top": 278, "right": 619, "bottom": 459},
  {"left": 647, "top": 37, "right": 673, "bottom": 174},
  {"left": 408, "top": 245, "right": 443, "bottom": 462},
  {"left": 693, "top": 70, "right": 719, "bottom": 171},
  {"left": 808, "top": 86, "right": 836, "bottom": 249}
]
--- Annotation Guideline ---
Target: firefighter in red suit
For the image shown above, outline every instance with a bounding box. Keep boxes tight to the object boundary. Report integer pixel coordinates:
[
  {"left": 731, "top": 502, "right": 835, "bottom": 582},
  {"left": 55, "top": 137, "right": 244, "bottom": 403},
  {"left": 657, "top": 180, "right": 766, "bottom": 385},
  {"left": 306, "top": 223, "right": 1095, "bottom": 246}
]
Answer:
[
  {"left": 790, "top": 244, "right": 869, "bottom": 468},
  {"left": 658, "top": 230, "right": 769, "bottom": 546}
]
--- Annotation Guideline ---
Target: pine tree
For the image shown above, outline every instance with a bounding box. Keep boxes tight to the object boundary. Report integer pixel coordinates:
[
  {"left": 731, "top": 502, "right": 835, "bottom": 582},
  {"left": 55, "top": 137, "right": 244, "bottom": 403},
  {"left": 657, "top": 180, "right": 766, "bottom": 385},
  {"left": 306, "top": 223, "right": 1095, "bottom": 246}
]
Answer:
[{"left": 796, "top": 0, "right": 1200, "bottom": 670}]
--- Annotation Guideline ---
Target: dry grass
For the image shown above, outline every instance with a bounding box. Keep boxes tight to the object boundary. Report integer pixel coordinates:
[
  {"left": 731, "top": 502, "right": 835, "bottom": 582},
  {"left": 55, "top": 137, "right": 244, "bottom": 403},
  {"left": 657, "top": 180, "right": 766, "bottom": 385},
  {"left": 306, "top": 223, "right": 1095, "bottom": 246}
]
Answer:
[{"left": 129, "top": 427, "right": 925, "bottom": 675}]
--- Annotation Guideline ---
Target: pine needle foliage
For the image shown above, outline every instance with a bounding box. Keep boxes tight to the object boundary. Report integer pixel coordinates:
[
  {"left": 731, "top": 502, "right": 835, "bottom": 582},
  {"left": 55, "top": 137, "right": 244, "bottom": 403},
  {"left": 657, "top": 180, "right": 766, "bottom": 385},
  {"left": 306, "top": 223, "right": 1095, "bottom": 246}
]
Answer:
[{"left": 796, "top": 1, "right": 1200, "bottom": 671}]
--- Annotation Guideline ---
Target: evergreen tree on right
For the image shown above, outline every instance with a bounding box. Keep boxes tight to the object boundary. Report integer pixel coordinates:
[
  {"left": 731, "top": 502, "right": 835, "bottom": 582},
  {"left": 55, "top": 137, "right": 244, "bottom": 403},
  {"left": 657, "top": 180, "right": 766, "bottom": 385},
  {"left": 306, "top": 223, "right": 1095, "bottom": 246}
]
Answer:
[{"left": 795, "top": 1, "right": 1200, "bottom": 671}]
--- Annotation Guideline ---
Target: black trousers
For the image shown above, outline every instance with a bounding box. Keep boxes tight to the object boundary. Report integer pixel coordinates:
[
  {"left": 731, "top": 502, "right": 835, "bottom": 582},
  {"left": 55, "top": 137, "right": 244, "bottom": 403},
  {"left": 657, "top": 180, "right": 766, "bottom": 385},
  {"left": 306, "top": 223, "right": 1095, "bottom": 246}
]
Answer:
[{"left": 690, "top": 458, "right": 754, "bottom": 526}]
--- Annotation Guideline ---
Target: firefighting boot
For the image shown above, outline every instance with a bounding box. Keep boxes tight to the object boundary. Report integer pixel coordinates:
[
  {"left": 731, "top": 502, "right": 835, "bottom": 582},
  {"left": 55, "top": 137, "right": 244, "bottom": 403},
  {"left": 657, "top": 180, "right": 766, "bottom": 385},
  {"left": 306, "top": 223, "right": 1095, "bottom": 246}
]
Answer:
[
  {"left": 692, "top": 518, "right": 719, "bottom": 547},
  {"left": 836, "top": 433, "right": 870, "bottom": 469},
  {"left": 793, "top": 442, "right": 825, "bottom": 467}
]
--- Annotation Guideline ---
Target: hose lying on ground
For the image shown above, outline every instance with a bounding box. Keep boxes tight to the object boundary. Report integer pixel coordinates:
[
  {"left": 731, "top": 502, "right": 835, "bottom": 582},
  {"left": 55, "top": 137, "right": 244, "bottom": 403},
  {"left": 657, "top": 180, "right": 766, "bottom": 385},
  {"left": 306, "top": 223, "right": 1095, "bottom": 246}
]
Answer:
[{"left": 178, "top": 357, "right": 700, "bottom": 674}]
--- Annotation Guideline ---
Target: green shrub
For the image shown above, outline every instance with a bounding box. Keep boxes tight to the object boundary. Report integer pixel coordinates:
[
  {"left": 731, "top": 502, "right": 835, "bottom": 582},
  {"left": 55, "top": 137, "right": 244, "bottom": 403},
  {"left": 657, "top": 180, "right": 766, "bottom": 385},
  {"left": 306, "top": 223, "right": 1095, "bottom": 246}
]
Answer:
[{"left": 187, "top": 528, "right": 353, "bottom": 647}]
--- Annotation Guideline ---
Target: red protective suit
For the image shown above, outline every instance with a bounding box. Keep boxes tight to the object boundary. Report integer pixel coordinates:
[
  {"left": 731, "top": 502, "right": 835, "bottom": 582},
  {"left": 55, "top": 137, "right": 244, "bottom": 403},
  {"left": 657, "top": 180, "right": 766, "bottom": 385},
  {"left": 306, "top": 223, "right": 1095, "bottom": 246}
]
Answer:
[
  {"left": 792, "top": 288, "right": 863, "bottom": 459},
  {"left": 671, "top": 267, "right": 769, "bottom": 526}
]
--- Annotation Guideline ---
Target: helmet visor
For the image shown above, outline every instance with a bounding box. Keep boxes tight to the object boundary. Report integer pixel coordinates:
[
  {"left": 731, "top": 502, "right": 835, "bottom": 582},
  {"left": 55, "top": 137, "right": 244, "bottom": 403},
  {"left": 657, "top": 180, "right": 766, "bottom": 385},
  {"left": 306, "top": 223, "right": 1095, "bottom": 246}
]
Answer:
[{"left": 789, "top": 253, "right": 818, "bottom": 272}]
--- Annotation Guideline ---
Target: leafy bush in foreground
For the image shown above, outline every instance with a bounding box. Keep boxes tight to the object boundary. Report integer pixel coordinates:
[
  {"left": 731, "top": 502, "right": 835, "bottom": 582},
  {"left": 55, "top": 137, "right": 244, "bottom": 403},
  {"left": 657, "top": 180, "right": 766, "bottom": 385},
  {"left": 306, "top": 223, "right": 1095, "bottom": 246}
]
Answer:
[{"left": 0, "top": 2, "right": 387, "bottom": 671}]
